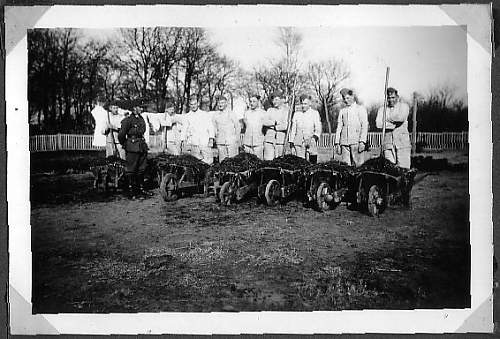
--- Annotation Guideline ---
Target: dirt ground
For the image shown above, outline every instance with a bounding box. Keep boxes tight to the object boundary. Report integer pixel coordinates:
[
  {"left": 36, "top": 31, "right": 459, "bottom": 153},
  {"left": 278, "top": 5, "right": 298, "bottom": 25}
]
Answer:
[{"left": 31, "top": 153, "right": 470, "bottom": 313}]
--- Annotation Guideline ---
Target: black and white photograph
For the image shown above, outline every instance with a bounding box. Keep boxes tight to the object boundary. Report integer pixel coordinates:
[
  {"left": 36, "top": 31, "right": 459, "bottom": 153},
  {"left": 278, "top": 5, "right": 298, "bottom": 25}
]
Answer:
[{"left": 6, "top": 4, "right": 493, "bottom": 335}]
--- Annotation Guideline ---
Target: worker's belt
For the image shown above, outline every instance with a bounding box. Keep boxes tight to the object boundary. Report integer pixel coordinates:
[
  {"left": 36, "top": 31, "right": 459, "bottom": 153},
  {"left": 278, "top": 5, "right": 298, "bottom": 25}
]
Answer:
[
  {"left": 127, "top": 136, "right": 145, "bottom": 140},
  {"left": 264, "top": 141, "right": 284, "bottom": 146}
]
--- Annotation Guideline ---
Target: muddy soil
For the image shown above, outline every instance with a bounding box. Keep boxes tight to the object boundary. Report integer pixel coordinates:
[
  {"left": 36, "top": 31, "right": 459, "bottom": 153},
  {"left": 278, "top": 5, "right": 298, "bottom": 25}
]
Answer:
[{"left": 31, "top": 169, "right": 470, "bottom": 313}]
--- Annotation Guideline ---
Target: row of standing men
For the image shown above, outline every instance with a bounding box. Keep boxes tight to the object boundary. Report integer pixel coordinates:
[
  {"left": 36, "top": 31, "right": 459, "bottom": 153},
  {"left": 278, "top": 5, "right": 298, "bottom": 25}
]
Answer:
[
  {"left": 145, "top": 88, "right": 410, "bottom": 168},
  {"left": 99, "top": 87, "right": 411, "bottom": 197},
  {"left": 163, "top": 91, "right": 322, "bottom": 165}
]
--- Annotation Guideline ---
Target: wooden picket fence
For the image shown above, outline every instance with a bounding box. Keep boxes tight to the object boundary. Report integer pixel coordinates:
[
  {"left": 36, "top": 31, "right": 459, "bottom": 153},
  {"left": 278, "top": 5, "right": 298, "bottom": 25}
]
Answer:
[
  {"left": 318, "top": 131, "right": 469, "bottom": 150},
  {"left": 29, "top": 132, "right": 469, "bottom": 152}
]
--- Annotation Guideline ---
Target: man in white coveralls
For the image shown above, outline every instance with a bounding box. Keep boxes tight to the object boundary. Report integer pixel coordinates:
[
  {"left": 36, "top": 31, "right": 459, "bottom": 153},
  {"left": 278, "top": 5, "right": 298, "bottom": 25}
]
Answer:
[
  {"left": 213, "top": 94, "right": 240, "bottom": 162},
  {"left": 182, "top": 96, "right": 216, "bottom": 164},
  {"left": 263, "top": 90, "right": 288, "bottom": 160},
  {"left": 334, "top": 88, "right": 369, "bottom": 167},
  {"left": 288, "top": 94, "right": 321, "bottom": 164},
  {"left": 241, "top": 94, "right": 265, "bottom": 159}
]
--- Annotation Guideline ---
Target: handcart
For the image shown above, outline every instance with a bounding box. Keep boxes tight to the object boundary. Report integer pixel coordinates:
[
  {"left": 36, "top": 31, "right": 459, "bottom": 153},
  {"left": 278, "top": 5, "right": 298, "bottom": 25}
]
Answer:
[
  {"left": 353, "top": 158, "right": 417, "bottom": 217},
  {"left": 153, "top": 154, "right": 209, "bottom": 201},
  {"left": 90, "top": 156, "right": 127, "bottom": 191},
  {"left": 207, "top": 153, "right": 264, "bottom": 206},
  {"left": 304, "top": 160, "right": 356, "bottom": 211},
  {"left": 255, "top": 155, "right": 310, "bottom": 206}
]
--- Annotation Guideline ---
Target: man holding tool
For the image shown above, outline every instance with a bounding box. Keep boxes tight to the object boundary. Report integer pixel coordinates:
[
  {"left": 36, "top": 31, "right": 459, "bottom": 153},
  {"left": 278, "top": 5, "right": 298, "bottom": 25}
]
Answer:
[
  {"left": 102, "top": 102, "right": 127, "bottom": 159},
  {"left": 376, "top": 87, "right": 411, "bottom": 169}
]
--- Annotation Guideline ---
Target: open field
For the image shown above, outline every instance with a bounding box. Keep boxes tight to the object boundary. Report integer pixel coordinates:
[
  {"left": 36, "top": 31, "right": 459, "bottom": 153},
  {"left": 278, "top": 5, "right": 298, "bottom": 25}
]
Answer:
[{"left": 30, "top": 151, "right": 470, "bottom": 313}]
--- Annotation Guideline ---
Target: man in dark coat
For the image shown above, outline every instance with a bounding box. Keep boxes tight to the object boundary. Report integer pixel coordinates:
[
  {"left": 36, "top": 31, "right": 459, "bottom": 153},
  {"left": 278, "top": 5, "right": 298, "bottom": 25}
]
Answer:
[{"left": 118, "top": 104, "right": 150, "bottom": 198}]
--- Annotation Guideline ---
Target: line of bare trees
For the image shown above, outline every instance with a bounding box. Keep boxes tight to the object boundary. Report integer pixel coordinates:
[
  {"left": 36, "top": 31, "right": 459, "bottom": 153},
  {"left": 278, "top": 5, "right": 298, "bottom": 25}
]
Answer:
[
  {"left": 29, "top": 27, "right": 240, "bottom": 134},
  {"left": 28, "top": 27, "right": 467, "bottom": 135}
]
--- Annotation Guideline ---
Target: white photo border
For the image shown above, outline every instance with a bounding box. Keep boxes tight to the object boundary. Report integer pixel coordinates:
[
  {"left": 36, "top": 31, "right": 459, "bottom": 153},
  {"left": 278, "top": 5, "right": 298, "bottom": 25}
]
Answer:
[{"left": 6, "top": 4, "right": 493, "bottom": 334}]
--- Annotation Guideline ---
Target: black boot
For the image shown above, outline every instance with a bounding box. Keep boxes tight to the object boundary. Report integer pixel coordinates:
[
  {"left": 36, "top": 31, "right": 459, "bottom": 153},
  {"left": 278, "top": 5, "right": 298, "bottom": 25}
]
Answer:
[
  {"left": 310, "top": 155, "right": 318, "bottom": 164},
  {"left": 126, "top": 173, "right": 136, "bottom": 199},
  {"left": 137, "top": 173, "right": 153, "bottom": 197}
]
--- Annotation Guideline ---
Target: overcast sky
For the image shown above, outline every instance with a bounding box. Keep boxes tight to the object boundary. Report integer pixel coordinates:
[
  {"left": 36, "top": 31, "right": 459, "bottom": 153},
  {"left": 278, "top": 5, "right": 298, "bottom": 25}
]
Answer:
[
  {"left": 208, "top": 26, "right": 467, "bottom": 105},
  {"left": 83, "top": 25, "right": 466, "bottom": 106}
]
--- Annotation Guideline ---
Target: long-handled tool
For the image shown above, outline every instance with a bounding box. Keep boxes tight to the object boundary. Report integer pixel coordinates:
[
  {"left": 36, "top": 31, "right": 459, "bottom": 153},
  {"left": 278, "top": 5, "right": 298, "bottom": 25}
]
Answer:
[
  {"left": 283, "top": 73, "right": 298, "bottom": 156},
  {"left": 106, "top": 109, "right": 119, "bottom": 157},
  {"left": 380, "top": 67, "right": 390, "bottom": 158}
]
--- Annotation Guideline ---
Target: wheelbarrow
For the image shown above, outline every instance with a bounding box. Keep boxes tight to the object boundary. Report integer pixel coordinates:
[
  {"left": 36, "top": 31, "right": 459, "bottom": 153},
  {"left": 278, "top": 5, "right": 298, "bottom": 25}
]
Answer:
[
  {"left": 353, "top": 167, "right": 417, "bottom": 217},
  {"left": 155, "top": 155, "right": 209, "bottom": 201},
  {"left": 304, "top": 161, "right": 356, "bottom": 211},
  {"left": 255, "top": 166, "right": 306, "bottom": 206}
]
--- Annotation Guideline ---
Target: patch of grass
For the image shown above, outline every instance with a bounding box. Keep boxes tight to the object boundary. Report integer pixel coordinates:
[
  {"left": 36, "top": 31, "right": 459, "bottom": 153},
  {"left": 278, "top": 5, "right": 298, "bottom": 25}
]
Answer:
[{"left": 294, "top": 265, "right": 380, "bottom": 310}]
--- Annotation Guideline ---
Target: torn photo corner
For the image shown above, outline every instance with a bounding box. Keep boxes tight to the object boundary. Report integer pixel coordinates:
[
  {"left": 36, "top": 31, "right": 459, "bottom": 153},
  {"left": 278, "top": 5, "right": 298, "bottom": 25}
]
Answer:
[{"left": 5, "top": 3, "right": 493, "bottom": 335}]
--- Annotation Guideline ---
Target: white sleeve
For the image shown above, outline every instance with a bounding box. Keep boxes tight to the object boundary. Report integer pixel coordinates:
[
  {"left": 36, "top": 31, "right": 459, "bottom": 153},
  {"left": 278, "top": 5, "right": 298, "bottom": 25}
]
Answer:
[
  {"left": 334, "top": 109, "right": 343, "bottom": 144},
  {"left": 313, "top": 110, "right": 322, "bottom": 137},
  {"left": 375, "top": 107, "right": 384, "bottom": 129},
  {"left": 359, "top": 106, "right": 368, "bottom": 143},
  {"left": 289, "top": 114, "right": 298, "bottom": 142}
]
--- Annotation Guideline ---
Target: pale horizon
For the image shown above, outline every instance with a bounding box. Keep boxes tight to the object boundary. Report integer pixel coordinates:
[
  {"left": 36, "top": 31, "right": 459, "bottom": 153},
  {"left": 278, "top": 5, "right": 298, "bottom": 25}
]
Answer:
[{"left": 80, "top": 25, "right": 467, "bottom": 106}]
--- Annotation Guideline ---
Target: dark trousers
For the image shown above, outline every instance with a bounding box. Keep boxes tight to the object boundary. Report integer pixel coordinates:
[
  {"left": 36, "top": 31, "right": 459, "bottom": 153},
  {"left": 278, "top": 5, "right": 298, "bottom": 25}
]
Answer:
[{"left": 126, "top": 151, "right": 148, "bottom": 175}]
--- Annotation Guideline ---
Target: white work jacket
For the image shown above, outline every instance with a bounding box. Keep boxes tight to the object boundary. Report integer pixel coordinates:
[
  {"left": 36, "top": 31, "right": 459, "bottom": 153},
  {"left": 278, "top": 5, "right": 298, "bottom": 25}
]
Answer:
[
  {"left": 165, "top": 114, "right": 184, "bottom": 144},
  {"left": 213, "top": 109, "right": 241, "bottom": 145},
  {"left": 376, "top": 101, "right": 411, "bottom": 149},
  {"left": 289, "top": 108, "right": 322, "bottom": 144},
  {"left": 335, "top": 103, "right": 368, "bottom": 146},
  {"left": 183, "top": 109, "right": 215, "bottom": 146},
  {"left": 242, "top": 108, "right": 265, "bottom": 146},
  {"left": 91, "top": 105, "right": 109, "bottom": 147},
  {"left": 101, "top": 112, "right": 125, "bottom": 145},
  {"left": 263, "top": 106, "right": 289, "bottom": 145}
]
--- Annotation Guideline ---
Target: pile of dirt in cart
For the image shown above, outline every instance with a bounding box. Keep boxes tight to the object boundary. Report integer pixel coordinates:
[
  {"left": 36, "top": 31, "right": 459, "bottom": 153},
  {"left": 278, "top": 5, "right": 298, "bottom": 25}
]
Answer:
[
  {"left": 152, "top": 154, "right": 208, "bottom": 170},
  {"left": 307, "top": 160, "right": 356, "bottom": 174},
  {"left": 359, "top": 157, "right": 417, "bottom": 193},
  {"left": 152, "top": 153, "right": 209, "bottom": 178},
  {"left": 358, "top": 157, "right": 408, "bottom": 177},
  {"left": 261, "top": 154, "right": 310, "bottom": 170},
  {"left": 213, "top": 152, "right": 263, "bottom": 172}
]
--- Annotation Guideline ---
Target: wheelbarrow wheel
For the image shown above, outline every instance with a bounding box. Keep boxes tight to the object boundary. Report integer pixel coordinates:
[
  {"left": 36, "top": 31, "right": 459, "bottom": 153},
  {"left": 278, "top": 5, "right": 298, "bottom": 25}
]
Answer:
[
  {"left": 316, "top": 182, "right": 332, "bottom": 211},
  {"left": 160, "top": 173, "right": 179, "bottom": 202},
  {"left": 104, "top": 174, "right": 114, "bottom": 192},
  {"left": 156, "top": 171, "right": 163, "bottom": 189},
  {"left": 219, "top": 181, "right": 233, "bottom": 206},
  {"left": 265, "top": 179, "right": 281, "bottom": 206},
  {"left": 367, "top": 184, "right": 385, "bottom": 217}
]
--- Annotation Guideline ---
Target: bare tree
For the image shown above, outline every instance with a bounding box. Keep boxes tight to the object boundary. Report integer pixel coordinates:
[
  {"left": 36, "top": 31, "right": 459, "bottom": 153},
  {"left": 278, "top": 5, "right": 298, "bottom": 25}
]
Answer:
[
  {"left": 275, "top": 27, "right": 303, "bottom": 99},
  {"left": 427, "top": 83, "right": 458, "bottom": 109},
  {"left": 180, "top": 28, "right": 211, "bottom": 110},
  {"left": 150, "top": 27, "right": 183, "bottom": 111},
  {"left": 120, "top": 28, "right": 159, "bottom": 98},
  {"left": 308, "top": 59, "right": 350, "bottom": 133},
  {"left": 195, "top": 52, "right": 237, "bottom": 110}
]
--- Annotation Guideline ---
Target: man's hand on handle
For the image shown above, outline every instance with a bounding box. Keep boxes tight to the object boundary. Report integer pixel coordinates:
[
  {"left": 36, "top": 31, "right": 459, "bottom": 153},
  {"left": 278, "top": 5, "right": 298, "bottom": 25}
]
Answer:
[
  {"left": 334, "top": 144, "right": 342, "bottom": 155},
  {"left": 358, "top": 141, "right": 366, "bottom": 153}
]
